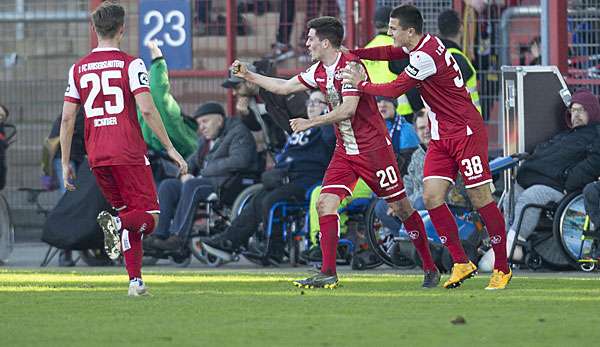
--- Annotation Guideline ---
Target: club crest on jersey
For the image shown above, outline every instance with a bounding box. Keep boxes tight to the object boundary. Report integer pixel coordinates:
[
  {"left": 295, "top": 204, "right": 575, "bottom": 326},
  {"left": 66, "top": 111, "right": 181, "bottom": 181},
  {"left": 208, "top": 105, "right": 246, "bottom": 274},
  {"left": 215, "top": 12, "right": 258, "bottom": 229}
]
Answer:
[
  {"left": 138, "top": 72, "right": 149, "bottom": 86},
  {"left": 334, "top": 69, "right": 343, "bottom": 80},
  {"left": 405, "top": 64, "right": 419, "bottom": 77}
]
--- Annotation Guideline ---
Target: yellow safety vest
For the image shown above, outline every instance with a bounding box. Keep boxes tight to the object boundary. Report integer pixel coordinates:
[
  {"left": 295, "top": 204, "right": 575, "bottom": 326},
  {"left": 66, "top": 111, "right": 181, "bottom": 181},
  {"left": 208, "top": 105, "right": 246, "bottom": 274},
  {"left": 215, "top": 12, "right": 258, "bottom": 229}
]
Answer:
[
  {"left": 446, "top": 47, "right": 482, "bottom": 114},
  {"left": 362, "top": 34, "right": 413, "bottom": 116}
]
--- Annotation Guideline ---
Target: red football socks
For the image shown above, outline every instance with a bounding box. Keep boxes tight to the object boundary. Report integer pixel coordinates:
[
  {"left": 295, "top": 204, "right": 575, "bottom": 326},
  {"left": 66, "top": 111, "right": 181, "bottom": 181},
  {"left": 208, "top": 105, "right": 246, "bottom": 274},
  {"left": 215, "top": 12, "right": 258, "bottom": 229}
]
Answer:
[
  {"left": 428, "top": 204, "right": 468, "bottom": 263},
  {"left": 319, "top": 214, "right": 339, "bottom": 276},
  {"left": 403, "top": 211, "right": 437, "bottom": 272},
  {"left": 122, "top": 229, "right": 143, "bottom": 280},
  {"left": 478, "top": 201, "right": 510, "bottom": 273},
  {"left": 119, "top": 210, "right": 155, "bottom": 235}
]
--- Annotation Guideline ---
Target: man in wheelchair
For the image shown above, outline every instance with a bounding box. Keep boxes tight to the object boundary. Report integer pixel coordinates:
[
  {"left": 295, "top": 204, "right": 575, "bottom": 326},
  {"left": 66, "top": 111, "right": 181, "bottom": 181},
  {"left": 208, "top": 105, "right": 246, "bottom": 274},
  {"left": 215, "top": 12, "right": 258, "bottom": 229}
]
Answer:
[
  {"left": 505, "top": 89, "right": 600, "bottom": 260},
  {"left": 200, "top": 90, "right": 336, "bottom": 264},
  {"left": 145, "top": 101, "right": 260, "bottom": 250}
]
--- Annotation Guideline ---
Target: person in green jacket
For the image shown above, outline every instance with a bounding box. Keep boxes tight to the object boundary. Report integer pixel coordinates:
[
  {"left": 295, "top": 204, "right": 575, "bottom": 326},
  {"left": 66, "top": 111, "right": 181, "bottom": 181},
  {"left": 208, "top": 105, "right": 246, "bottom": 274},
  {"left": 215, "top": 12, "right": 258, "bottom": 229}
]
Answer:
[{"left": 137, "top": 41, "right": 198, "bottom": 159}]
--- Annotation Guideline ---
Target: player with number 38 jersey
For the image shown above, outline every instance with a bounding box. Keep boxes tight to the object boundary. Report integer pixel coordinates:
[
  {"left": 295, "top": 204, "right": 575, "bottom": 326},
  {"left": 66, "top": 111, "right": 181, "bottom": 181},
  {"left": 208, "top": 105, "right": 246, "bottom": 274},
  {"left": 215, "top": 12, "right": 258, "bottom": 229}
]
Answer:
[
  {"left": 343, "top": 5, "right": 512, "bottom": 290},
  {"left": 64, "top": 49, "right": 149, "bottom": 168}
]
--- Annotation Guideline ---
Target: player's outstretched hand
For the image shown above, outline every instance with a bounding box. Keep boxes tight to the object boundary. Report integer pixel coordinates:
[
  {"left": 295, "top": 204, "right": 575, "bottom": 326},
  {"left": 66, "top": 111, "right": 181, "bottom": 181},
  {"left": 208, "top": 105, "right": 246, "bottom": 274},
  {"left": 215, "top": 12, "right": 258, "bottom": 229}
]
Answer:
[
  {"left": 146, "top": 39, "right": 163, "bottom": 60},
  {"left": 230, "top": 60, "right": 250, "bottom": 79},
  {"left": 340, "top": 62, "right": 366, "bottom": 88},
  {"left": 167, "top": 147, "right": 188, "bottom": 176},
  {"left": 62, "top": 164, "right": 76, "bottom": 191},
  {"left": 290, "top": 118, "right": 313, "bottom": 133}
]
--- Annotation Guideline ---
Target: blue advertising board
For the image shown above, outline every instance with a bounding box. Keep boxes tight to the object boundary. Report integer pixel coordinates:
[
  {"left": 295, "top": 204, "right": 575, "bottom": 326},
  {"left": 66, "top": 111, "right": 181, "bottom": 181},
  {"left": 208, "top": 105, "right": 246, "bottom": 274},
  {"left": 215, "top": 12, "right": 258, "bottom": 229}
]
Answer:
[{"left": 139, "top": 0, "right": 192, "bottom": 70}]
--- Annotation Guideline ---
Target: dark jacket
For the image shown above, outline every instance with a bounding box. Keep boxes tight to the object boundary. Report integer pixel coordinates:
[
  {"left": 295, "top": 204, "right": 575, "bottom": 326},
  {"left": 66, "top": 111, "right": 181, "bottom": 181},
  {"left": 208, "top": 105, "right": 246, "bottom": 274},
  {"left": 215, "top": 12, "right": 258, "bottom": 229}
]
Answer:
[
  {"left": 517, "top": 89, "right": 600, "bottom": 192},
  {"left": 188, "top": 117, "right": 258, "bottom": 187},
  {"left": 50, "top": 110, "right": 86, "bottom": 164},
  {"left": 274, "top": 125, "right": 335, "bottom": 190}
]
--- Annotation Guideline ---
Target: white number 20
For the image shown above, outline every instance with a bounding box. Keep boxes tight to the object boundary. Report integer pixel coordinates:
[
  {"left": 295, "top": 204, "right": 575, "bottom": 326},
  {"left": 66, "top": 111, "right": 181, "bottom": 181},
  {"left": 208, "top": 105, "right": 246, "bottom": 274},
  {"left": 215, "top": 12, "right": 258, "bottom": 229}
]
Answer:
[
  {"left": 376, "top": 166, "right": 398, "bottom": 188},
  {"left": 461, "top": 155, "right": 483, "bottom": 177}
]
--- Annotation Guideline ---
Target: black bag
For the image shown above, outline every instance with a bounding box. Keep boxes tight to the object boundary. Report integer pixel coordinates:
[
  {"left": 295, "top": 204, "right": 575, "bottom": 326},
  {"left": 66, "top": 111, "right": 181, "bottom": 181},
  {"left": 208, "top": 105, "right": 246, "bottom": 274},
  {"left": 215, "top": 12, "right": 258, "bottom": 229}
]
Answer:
[{"left": 41, "top": 160, "right": 111, "bottom": 250}]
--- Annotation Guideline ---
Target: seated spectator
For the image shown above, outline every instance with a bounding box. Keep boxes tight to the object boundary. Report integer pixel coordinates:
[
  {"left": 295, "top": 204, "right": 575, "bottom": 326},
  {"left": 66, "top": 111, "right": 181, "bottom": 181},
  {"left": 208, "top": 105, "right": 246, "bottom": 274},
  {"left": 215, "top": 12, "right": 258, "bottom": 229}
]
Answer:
[
  {"left": 0, "top": 103, "right": 9, "bottom": 191},
  {"left": 222, "top": 61, "right": 308, "bottom": 157},
  {"left": 505, "top": 89, "right": 600, "bottom": 259},
  {"left": 375, "top": 110, "right": 467, "bottom": 232},
  {"left": 146, "top": 102, "right": 258, "bottom": 250},
  {"left": 200, "top": 90, "right": 335, "bottom": 262},
  {"left": 41, "top": 109, "right": 86, "bottom": 266},
  {"left": 137, "top": 41, "right": 198, "bottom": 160}
]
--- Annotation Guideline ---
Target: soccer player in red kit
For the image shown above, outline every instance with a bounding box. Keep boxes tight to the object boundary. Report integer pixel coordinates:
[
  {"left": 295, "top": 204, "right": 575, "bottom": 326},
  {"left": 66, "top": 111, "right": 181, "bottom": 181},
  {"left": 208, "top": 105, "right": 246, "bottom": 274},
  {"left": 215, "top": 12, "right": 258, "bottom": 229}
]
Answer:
[
  {"left": 60, "top": 2, "right": 187, "bottom": 296},
  {"left": 231, "top": 16, "right": 440, "bottom": 289},
  {"left": 342, "top": 5, "right": 512, "bottom": 290}
]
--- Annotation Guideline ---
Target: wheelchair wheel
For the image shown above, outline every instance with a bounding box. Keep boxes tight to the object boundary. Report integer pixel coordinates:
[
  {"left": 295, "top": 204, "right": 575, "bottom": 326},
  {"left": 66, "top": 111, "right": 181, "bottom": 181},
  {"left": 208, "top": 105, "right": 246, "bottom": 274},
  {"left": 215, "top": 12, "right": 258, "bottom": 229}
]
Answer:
[
  {"left": 365, "top": 199, "right": 415, "bottom": 269},
  {"left": 579, "top": 262, "right": 596, "bottom": 272},
  {"left": 189, "top": 236, "right": 223, "bottom": 267},
  {"left": 230, "top": 183, "right": 263, "bottom": 219},
  {"left": 0, "top": 194, "right": 14, "bottom": 264},
  {"left": 525, "top": 252, "right": 544, "bottom": 270},
  {"left": 171, "top": 254, "right": 191, "bottom": 267},
  {"left": 553, "top": 191, "right": 587, "bottom": 265}
]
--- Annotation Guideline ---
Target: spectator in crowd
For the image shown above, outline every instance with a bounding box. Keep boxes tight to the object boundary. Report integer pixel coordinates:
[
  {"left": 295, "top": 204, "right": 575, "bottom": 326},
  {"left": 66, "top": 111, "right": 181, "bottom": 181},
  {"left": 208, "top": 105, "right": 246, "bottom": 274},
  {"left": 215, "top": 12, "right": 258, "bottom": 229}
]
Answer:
[
  {"left": 200, "top": 90, "right": 336, "bottom": 263},
  {"left": 0, "top": 103, "right": 9, "bottom": 192},
  {"left": 437, "top": 9, "right": 482, "bottom": 114},
  {"left": 223, "top": 61, "right": 308, "bottom": 158},
  {"left": 41, "top": 109, "right": 86, "bottom": 267},
  {"left": 363, "top": 6, "right": 423, "bottom": 120},
  {"left": 145, "top": 102, "right": 259, "bottom": 250},
  {"left": 505, "top": 89, "right": 600, "bottom": 259},
  {"left": 137, "top": 41, "right": 198, "bottom": 160},
  {"left": 527, "top": 36, "right": 541, "bottom": 66}
]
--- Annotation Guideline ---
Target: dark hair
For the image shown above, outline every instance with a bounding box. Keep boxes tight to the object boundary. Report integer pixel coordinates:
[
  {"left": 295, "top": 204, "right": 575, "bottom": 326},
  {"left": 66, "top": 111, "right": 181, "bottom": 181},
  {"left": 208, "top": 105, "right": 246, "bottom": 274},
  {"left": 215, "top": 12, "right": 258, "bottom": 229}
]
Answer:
[
  {"left": 438, "top": 9, "right": 461, "bottom": 38},
  {"left": 374, "top": 6, "right": 392, "bottom": 30},
  {"left": 0, "top": 103, "right": 8, "bottom": 119},
  {"left": 91, "top": 1, "right": 125, "bottom": 39},
  {"left": 307, "top": 16, "right": 344, "bottom": 48},
  {"left": 390, "top": 5, "right": 423, "bottom": 34}
]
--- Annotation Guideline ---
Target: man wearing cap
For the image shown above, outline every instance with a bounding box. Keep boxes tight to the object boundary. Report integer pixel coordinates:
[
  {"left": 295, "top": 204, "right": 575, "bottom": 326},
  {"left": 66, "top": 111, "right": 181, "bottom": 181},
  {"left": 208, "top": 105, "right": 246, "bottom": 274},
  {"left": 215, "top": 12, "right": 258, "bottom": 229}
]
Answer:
[{"left": 146, "top": 101, "right": 259, "bottom": 250}]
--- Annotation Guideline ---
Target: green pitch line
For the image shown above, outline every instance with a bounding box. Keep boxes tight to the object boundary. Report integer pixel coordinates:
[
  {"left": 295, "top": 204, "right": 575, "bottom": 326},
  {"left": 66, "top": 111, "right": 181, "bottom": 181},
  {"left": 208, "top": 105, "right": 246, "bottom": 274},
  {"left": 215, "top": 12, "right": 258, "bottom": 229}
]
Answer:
[{"left": 0, "top": 270, "right": 599, "bottom": 347}]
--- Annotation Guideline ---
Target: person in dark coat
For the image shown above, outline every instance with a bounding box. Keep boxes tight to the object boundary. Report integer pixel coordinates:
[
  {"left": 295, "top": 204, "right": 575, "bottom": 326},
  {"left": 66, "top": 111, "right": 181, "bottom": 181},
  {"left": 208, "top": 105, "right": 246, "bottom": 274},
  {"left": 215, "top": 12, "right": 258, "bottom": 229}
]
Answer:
[
  {"left": 146, "top": 102, "right": 259, "bottom": 250},
  {"left": 504, "top": 89, "right": 600, "bottom": 260}
]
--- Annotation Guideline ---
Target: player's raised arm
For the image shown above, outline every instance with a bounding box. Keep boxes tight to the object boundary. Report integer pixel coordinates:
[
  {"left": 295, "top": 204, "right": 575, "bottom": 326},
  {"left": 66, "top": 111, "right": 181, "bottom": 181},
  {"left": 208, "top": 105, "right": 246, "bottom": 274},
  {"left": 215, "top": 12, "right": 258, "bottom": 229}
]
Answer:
[
  {"left": 341, "top": 61, "right": 418, "bottom": 99},
  {"left": 231, "top": 60, "right": 309, "bottom": 95},
  {"left": 350, "top": 45, "right": 409, "bottom": 61}
]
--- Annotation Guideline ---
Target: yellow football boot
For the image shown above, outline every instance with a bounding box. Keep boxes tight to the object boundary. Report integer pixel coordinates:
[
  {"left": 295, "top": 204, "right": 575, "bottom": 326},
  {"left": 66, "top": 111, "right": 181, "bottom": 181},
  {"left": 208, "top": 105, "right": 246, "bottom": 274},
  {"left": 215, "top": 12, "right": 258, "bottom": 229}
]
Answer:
[
  {"left": 443, "top": 261, "right": 477, "bottom": 289},
  {"left": 485, "top": 269, "right": 513, "bottom": 290}
]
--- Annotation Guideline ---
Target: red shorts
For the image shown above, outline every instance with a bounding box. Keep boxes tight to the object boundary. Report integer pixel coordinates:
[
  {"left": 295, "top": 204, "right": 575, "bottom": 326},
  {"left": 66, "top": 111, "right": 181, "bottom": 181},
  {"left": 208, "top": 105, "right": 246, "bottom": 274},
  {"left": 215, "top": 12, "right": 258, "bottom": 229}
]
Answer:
[
  {"left": 424, "top": 130, "right": 492, "bottom": 188},
  {"left": 322, "top": 145, "right": 406, "bottom": 202},
  {"left": 92, "top": 164, "right": 159, "bottom": 213}
]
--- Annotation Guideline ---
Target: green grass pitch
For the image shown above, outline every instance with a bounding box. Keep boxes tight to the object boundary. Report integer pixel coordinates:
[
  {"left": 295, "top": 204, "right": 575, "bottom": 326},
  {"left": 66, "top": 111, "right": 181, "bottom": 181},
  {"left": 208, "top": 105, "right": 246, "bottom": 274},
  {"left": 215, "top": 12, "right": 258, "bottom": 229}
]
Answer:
[{"left": 1, "top": 269, "right": 599, "bottom": 346}]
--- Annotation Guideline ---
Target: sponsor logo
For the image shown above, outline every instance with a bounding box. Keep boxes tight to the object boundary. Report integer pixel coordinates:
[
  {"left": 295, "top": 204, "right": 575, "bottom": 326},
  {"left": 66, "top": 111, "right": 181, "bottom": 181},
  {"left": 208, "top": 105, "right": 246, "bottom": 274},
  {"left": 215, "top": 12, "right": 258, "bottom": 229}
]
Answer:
[
  {"left": 439, "top": 236, "right": 447, "bottom": 244},
  {"left": 405, "top": 64, "right": 419, "bottom": 76},
  {"left": 316, "top": 78, "right": 325, "bottom": 82},
  {"left": 408, "top": 230, "right": 419, "bottom": 240},
  {"left": 65, "top": 85, "right": 70, "bottom": 93},
  {"left": 490, "top": 235, "right": 503, "bottom": 244},
  {"left": 94, "top": 117, "right": 118, "bottom": 127},
  {"left": 138, "top": 72, "right": 149, "bottom": 85}
]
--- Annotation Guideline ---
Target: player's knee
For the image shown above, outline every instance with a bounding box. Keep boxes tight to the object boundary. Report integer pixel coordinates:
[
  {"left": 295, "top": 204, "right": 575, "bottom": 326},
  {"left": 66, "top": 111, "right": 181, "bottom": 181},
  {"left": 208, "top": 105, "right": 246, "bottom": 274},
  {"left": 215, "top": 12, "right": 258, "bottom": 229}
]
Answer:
[
  {"left": 317, "top": 195, "right": 338, "bottom": 216},
  {"left": 466, "top": 185, "right": 494, "bottom": 209},
  {"left": 423, "top": 192, "right": 445, "bottom": 210}
]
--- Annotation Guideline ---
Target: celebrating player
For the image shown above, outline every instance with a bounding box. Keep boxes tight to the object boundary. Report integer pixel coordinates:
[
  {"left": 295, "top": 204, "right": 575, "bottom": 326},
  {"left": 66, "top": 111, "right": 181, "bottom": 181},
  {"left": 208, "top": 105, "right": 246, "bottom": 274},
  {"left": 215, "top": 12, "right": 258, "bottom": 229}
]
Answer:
[
  {"left": 231, "top": 16, "right": 440, "bottom": 289},
  {"left": 60, "top": 1, "right": 187, "bottom": 296},
  {"left": 341, "top": 5, "right": 511, "bottom": 290}
]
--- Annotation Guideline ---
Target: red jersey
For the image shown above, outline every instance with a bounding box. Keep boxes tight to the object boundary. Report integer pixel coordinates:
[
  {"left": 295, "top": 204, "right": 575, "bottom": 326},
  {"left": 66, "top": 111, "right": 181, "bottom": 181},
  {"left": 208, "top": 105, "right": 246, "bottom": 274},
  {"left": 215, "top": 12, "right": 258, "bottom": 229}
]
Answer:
[
  {"left": 296, "top": 52, "right": 391, "bottom": 155},
  {"left": 352, "top": 34, "right": 484, "bottom": 140},
  {"left": 64, "top": 47, "right": 150, "bottom": 168}
]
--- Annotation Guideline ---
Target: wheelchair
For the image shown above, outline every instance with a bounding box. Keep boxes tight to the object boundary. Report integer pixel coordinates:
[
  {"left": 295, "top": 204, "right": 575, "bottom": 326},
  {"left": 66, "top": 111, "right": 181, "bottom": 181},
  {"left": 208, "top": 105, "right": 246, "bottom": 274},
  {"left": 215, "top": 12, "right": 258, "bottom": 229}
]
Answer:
[
  {"left": 142, "top": 171, "right": 261, "bottom": 267},
  {"left": 365, "top": 154, "right": 528, "bottom": 271}
]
